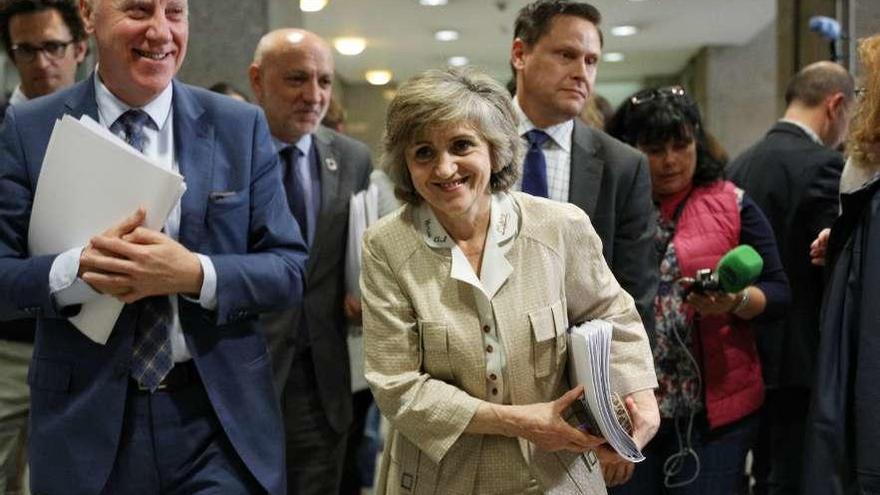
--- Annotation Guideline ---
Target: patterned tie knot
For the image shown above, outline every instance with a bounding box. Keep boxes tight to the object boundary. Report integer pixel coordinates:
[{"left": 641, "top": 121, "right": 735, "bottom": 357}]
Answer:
[
  {"left": 115, "top": 109, "right": 152, "bottom": 153},
  {"left": 525, "top": 129, "right": 550, "bottom": 148}
]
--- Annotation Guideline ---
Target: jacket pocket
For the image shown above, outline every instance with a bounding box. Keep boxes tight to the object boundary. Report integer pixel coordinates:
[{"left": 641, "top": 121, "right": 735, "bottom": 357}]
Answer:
[
  {"left": 28, "top": 358, "right": 71, "bottom": 410},
  {"left": 530, "top": 300, "right": 568, "bottom": 378},
  {"left": 388, "top": 431, "right": 438, "bottom": 495},
  {"left": 418, "top": 320, "right": 453, "bottom": 382}
]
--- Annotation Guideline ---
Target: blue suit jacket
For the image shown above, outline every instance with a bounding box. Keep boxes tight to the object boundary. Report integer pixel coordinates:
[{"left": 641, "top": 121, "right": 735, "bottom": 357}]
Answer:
[{"left": 0, "top": 76, "right": 308, "bottom": 495}]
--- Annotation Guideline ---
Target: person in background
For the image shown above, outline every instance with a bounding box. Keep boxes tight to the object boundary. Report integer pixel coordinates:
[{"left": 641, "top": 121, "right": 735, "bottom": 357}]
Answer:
[
  {"left": 362, "top": 66, "right": 659, "bottom": 495},
  {"left": 728, "top": 61, "right": 854, "bottom": 495},
  {"left": 509, "top": 0, "right": 658, "bottom": 341},
  {"left": 249, "top": 28, "right": 372, "bottom": 495},
  {"left": 208, "top": 81, "right": 249, "bottom": 102},
  {"left": 579, "top": 93, "right": 613, "bottom": 129},
  {"left": 0, "top": 1, "right": 86, "bottom": 493},
  {"left": 322, "top": 96, "right": 346, "bottom": 134},
  {"left": 0, "top": 0, "right": 86, "bottom": 110},
  {"left": 802, "top": 33, "right": 880, "bottom": 495},
  {"left": 606, "top": 86, "right": 790, "bottom": 493}
]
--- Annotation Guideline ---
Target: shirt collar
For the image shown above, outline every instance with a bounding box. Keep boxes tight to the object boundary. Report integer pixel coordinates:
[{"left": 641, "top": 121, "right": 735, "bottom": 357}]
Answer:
[
  {"left": 513, "top": 95, "right": 573, "bottom": 153},
  {"left": 9, "top": 85, "right": 28, "bottom": 106},
  {"left": 274, "top": 133, "right": 313, "bottom": 158},
  {"left": 416, "top": 193, "right": 519, "bottom": 299},
  {"left": 779, "top": 118, "right": 823, "bottom": 146},
  {"left": 94, "top": 70, "right": 173, "bottom": 131}
]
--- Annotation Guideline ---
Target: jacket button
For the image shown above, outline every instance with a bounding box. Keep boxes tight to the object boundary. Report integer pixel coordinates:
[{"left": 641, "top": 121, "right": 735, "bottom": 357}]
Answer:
[
  {"left": 482, "top": 325, "right": 490, "bottom": 333},
  {"left": 486, "top": 345, "right": 493, "bottom": 353},
  {"left": 489, "top": 373, "right": 497, "bottom": 381}
]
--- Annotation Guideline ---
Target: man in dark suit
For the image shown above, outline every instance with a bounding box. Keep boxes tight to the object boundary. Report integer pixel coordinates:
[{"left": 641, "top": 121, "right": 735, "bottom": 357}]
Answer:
[
  {"left": 510, "top": 1, "right": 656, "bottom": 336},
  {"left": 248, "top": 29, "right": 372, "bottom": 494},
  {"left": 0, "top": 0, "right": 308, "bottom": 493},
  {"left": 509, "top": 1, "right": 658, "bottom": 487},
  {"left": 728, "top": 61, "right": 854, "bottom": 495}
]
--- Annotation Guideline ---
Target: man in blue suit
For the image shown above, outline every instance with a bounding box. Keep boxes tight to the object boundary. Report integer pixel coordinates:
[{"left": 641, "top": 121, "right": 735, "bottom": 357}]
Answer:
[{"left": 0, "top": 0, "right": 308, "bottom": 493}]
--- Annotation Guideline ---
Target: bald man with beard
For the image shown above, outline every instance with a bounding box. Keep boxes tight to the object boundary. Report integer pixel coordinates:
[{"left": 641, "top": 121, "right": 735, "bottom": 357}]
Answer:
[{"left": 249, "top": 29, "right": 373, "bottom": 494}]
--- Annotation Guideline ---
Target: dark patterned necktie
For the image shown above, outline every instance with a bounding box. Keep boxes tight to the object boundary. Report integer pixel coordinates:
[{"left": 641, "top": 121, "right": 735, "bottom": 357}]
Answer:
[
  {"left": 115, "top": 109, "right": 173, "bottom": 391},
  {"left": 522, "top": 129, "right": 550, "bottom": 198},
  {"left": 280, "top": 146, "right": 310, "bottom": 243}
]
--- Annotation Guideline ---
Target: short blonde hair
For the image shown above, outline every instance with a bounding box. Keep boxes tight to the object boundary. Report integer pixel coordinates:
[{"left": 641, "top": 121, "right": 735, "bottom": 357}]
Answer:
[{"left": 381, "top": 67, "right": 523, "bottom": 204}]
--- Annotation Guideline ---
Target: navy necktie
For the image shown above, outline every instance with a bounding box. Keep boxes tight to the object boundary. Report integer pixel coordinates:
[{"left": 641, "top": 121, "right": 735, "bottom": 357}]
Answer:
[
  {"left": 281, "top": 146, "right": 310, "bottom": 243},
  {"left": 115, "top": 109, "right": 173, "bottom": 391},
  {"left": 522, "top": 129, "right": 550, "bottom": 198}
]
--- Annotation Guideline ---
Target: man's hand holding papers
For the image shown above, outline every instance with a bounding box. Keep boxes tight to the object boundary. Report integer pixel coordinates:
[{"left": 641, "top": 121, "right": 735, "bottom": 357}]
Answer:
[{"left": 78, "top": 207, "right": 204, "bottom": 303}]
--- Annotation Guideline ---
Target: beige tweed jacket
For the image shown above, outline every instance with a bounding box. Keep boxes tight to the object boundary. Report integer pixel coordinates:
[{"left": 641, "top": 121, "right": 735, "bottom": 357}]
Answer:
[{"left": 361, "top": 192, "right": 658, "bottom": 495}]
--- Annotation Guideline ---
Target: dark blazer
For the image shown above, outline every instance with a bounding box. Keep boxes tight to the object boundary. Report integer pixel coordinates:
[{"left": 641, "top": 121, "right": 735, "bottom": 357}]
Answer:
[
  {"left": 728, "top": 121, "right": 843, "bottom": 388},
  {"left": 262, "top": 126, "right": 372, "bottom": 433},
  {"left": 0, "top": 76, "right": 309, "bottom": 495},
  {"left": 569, "top": 120, "right": 658, "bottom": 337}
]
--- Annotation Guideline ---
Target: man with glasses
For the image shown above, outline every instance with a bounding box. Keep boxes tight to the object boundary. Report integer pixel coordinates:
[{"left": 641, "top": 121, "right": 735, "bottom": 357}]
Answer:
[
  {"left": 728, "top": 61, "right": 855, "bottom": 495},
  {"left": 509, "top": 1, "right": 659, "bottom": 486},
  {"left": 0, "top": 2, "right": 85, "bottom": 493},
  {"left": 0, "top": 0, "right": 86, "bottom": 108}
]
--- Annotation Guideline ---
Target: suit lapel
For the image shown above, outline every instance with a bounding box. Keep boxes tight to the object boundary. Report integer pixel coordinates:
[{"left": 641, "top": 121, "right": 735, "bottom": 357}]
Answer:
[
  {"left": 568, "top": 120, "right": 603, "bottom": 217},
  {"left": 63, "top": 73, "right": 100, "bottom": 121},
  {"left": 308, "top": 127, "right": 341, "bottom": 273},
  {"left": 171, "top": 80, "right": 214, "bottom": 251}
]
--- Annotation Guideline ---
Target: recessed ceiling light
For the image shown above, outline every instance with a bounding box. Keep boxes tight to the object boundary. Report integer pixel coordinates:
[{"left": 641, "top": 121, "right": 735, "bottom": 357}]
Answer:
[
  {"left": 420, "top": 0, "right": 448, "bottom": 5},
  {"left": 603, "top": 52, "right": 625, "bottom": 62},
  {"left": 300, "top": 0, "right": 328, "bottom": 12},
  {"left": 365, "top": 70, "right": 393, "bottom": 85},
  {"left": 448, "top": 56, "right": 469, "bottom": 67},
  {"left": 611, "top": 25, "right": 639, "bottom": 37},
  {"left": 333, "top": 37, "right": 366, "bottom": 56},
  {"left": 434, "top": 30, "right": 459, "bottom": 42}
]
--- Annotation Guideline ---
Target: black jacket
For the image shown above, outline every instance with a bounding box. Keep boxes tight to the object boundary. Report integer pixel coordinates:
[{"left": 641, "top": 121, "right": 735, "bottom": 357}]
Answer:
[
  {"left": 802, "top": 175, "right": 880, "bottom": 494},
  {"left": 728, "top": 122, "right": 843, "bottom": 388}
]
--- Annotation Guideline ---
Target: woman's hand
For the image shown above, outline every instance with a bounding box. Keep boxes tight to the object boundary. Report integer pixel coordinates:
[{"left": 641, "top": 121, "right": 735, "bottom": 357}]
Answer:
[
  {"left": 467, "top": 385, "right": 605, "bottom": 453},
  {"left": 686, "top": 290, "right": 738, "bottom": 315},
  {"left": 595, "top": 390, "right": 658, "bottom": 487},
  {"left": 596, "top": 446, "right": 634, "bottom": 486},
  {"left": 810, "top": 228, "right": 831, "bottom": 266}
]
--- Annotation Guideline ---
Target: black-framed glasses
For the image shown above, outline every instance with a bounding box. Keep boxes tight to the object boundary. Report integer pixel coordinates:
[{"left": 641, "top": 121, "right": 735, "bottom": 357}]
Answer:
[
  {"left": 10, "top": 40, "right": 74, "bottom": 62},
  {"left": 631, "top": 85, "right": 687, "bottom": 106}
]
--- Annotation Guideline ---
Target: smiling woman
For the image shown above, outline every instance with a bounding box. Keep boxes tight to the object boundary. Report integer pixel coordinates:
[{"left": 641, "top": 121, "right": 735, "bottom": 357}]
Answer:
[{"left": 361, "top": 67, "right": 659, "bottom": 494}]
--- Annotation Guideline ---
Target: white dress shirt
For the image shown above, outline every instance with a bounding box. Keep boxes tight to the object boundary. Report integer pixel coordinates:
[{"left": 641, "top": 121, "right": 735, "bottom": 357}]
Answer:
[
  {"left": 512, "top": 96, "right": 574, "bottom": 203},
  {"left": 9, "top": 85, "right": 28, "bottom": 106},
  {"left": 48, "top": 75, "right": 218, "bottom": 362},
  {"left": 415, "top": 193, "right": 520, "bottom": 404}
]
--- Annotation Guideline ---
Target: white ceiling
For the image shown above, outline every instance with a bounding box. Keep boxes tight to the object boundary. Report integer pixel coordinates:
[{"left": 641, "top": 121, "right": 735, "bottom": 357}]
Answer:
[{"left": 302, "top": 0, "right": 777, "bottom": 86}]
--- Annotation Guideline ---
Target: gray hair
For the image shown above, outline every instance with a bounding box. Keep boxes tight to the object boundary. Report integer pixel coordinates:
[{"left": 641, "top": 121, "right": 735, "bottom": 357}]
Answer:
[{"left": 381, "top": 67, "right": 524, "bottom": 205}]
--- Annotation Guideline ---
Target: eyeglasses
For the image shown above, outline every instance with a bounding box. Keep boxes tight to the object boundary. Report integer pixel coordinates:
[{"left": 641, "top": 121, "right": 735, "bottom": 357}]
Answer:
[
  {"left": 10, "top": 40, "right": 74, "bottom": 62},
  {"left": 631, "top": 85, "right": 687, "bottom": 106}
]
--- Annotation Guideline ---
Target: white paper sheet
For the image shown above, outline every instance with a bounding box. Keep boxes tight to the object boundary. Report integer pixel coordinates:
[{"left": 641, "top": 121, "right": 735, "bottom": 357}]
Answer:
[
  {"left": 568, "top": 319, "right": 646, "bottom": 462},
  {"left": 346, "top": 184, "right": 379, "bottom": 392},
  {"left": 28, "top": 114, "right": 186, "bottom": 344}
]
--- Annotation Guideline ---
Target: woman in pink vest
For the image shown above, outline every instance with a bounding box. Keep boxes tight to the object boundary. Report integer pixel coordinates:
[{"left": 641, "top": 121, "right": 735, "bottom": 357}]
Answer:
[{"left": 605, "top": 86, "right": 790, "bottom": 494}]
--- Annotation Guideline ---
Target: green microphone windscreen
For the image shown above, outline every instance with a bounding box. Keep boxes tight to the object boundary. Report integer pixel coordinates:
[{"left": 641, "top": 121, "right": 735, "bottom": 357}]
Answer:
[{"left": 717, "top": 245, "right": 764, "bottom": 293}]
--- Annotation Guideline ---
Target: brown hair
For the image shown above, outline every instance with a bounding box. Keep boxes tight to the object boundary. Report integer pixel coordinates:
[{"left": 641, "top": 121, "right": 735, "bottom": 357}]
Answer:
[{"left": 849, "top": 35, "right": 880, "bottom": 167}]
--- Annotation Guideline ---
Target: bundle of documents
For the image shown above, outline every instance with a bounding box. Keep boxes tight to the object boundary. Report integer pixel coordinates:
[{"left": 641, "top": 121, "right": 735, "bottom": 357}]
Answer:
[
  {"left": 28, "top": 114, "right": 186, "bottom": 344},
  {"left": 568, "top": 320, "right": 645, "bottom": 462},
  {"left": 345, "top": 184, "right": 379, "bottom": 393}
]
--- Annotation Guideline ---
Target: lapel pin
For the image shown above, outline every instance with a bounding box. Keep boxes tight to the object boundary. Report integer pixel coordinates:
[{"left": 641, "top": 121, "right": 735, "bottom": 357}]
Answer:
[{"left": 324, "top": 157, "right": 338, "bottom": 172}]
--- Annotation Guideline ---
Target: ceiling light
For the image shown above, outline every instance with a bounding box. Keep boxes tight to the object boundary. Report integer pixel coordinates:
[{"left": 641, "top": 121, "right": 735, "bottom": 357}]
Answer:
[
  {"left": 448, "top": 56, "right": 469, "bottom": 67},
  {"left": 419, "top": 0, "right": 448, "bottom": 5},
  {"left": 434, "top": 30, "right": 459, "bottom": 42},
  {"left": 300, "top": 0, "right": 327, "bottom": 12},
  {"left": 333, "top": 37, "right": 366, "bottom": 56},
  {"left": 603, "top": 52, "right": 625, "bottom": 62},
  {"left": 611, "top": 25, "right": 639, "bottom": 37},
  {"left": 365, "top": 70, "right": 393, "bottom": 85}
]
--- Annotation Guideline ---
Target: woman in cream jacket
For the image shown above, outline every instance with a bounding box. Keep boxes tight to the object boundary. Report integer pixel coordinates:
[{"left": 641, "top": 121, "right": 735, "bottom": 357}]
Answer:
[{"left": 361, "top": 67, "right": 659, "bottom": 495}]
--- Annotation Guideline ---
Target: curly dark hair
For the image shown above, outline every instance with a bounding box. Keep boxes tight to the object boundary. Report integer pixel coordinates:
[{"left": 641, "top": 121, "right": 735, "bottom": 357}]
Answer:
[
  {"left": 606, "top": 86, "right": 725, "bottom": 187},
  {"left": 0, "top": 0, "right": 85, "bottom": 59}
]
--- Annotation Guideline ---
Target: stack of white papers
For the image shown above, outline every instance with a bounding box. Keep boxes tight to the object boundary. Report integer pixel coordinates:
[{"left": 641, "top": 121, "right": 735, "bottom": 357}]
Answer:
[
  {"left": 568, "top": 320, "right": 645, "bottom": 462},
  {"left": 28, "top": 114, "right": 186, "bottom": 344}
]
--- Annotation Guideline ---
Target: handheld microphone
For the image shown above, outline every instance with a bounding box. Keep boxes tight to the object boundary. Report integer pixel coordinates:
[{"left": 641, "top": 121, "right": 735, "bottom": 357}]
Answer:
[
  {"left": 680, "top": 245, "right": 764, "bottom": 294},
  {"left": 808, "top": 16, "right": 842, "bottom": 62}
]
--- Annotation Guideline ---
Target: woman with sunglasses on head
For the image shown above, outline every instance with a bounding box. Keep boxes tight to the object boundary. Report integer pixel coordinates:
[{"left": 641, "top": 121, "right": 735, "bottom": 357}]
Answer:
[{"left": 604, "top": 87, "right": 790, "bottom": 494}]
